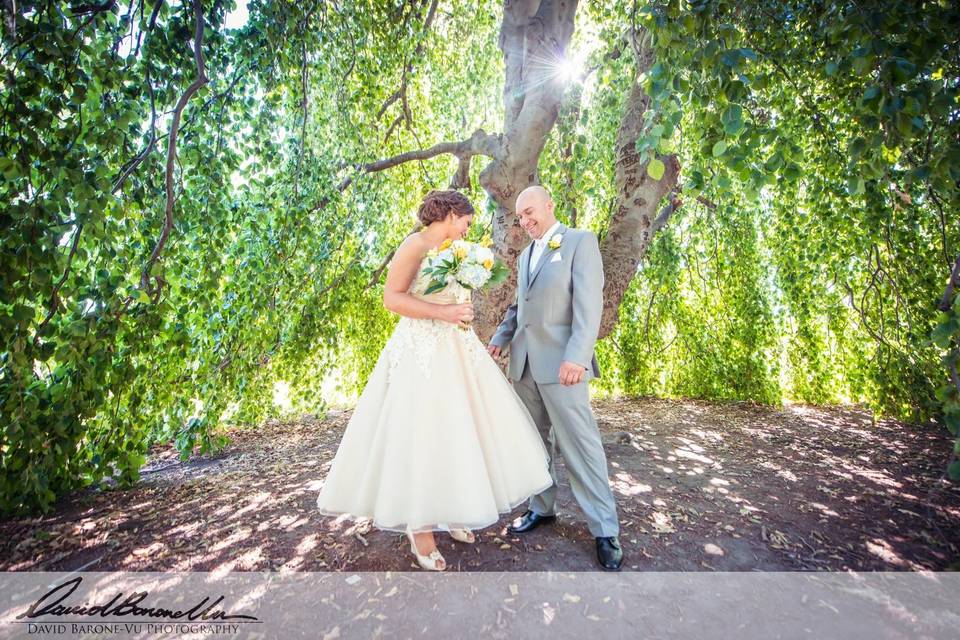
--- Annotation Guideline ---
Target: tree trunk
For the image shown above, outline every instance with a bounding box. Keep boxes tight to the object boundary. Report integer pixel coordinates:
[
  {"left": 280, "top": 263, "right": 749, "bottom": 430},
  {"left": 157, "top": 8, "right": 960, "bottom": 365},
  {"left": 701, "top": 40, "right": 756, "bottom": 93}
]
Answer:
[
  {"left": 598, "top": 27, "right": 680, "bottom": 339},
  {"left": 473, "top": 0, "right": 579, "bottom": 342},
  {"left": 363, "top": 7, "right": 680, "bottom": 346}
]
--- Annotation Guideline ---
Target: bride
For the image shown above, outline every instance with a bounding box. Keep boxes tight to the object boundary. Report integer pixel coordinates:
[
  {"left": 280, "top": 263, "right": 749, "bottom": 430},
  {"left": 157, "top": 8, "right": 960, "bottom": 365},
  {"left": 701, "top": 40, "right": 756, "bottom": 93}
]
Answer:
[{"left": 316, "top": 189, "right": 553, "bottom": 571}]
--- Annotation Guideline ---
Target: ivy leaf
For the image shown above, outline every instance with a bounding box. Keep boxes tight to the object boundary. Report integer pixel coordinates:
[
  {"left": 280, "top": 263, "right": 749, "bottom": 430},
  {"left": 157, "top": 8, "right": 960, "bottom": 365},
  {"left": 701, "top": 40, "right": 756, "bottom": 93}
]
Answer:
[
  {"left": 931, "top": 323, "right": 955, "bottom": 349},
  {"left": 846, "top": 175, "right": 865, "bottom": 196},
  {"left": 724, "top": 118, "right": 744, "bottom": 136},
  {"left": 945, "top": 413, "right": 960, "bottom": 436},
  {"left": 647, "top": 158, "right": 666, "bottom": 180},
  {"left": 764, "top": 152, "right": 783, "bottom": 172},
  {"left": 949, "top": 461, "right": 960, "bottom": 481}
]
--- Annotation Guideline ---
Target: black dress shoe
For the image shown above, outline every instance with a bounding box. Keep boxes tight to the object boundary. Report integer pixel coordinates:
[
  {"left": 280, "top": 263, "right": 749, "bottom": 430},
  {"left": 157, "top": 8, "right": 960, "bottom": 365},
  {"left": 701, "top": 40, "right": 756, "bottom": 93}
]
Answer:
[
  {"left": 507, "top": 510, "right": 556, "bottom": 534},
  {"left": 596, "top": 536, "right": 624, "bottom": 571}
]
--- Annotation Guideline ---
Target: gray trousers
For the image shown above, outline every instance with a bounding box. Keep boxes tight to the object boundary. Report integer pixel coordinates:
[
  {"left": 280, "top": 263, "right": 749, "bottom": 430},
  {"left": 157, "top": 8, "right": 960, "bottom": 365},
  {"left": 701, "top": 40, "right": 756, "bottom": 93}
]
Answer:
[{"left": 512, "top": 360, "right": 620, "bottom": 537}]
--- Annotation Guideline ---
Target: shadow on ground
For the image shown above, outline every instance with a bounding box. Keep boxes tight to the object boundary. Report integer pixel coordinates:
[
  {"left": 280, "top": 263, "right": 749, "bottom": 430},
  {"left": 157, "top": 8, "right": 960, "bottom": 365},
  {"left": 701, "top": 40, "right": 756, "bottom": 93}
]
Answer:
[{"left": 2, "top": 397, "right": 958, "bottom": 572}]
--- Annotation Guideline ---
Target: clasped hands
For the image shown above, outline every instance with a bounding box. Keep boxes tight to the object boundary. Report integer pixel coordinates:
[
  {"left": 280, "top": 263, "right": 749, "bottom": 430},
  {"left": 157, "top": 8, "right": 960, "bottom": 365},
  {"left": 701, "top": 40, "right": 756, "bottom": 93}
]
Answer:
[{"left": 486, "top": 344, "right": 586, "bottom": 386}]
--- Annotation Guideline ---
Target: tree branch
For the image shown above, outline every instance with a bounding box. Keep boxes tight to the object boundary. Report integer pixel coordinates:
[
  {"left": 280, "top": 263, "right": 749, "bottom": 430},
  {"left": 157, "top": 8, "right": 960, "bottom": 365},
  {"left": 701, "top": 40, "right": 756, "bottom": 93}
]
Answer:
[
  {"left": 376, "top": 0, "right": 438, "bottom": 134},
  {"left": 3, "top": 0, "right": 18, "bottom": 38},
  {"left": 140, "top": 0, "right": 208, "bottom": 295},
  {"left": 34, "top": 224, "right": 84, "bottom": 342},
  {"left": 111, "top": 64, "right": 157, "bottom": 194},
  {"left": 939, "top": 254, "right": 960, "bottom": 313},
  {"left": 346, "top": 128, "right": 502, "bottom": 175},
  {"left": 70, "top": 0, "right": 117, "bottom": 16}
]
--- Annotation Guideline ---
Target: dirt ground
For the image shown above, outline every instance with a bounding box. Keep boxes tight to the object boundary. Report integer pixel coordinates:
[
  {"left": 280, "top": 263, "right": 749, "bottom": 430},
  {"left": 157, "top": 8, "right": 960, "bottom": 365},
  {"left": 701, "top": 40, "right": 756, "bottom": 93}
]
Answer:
[{"left": 2, "top": 396, "right": 958, "bottom": 572}]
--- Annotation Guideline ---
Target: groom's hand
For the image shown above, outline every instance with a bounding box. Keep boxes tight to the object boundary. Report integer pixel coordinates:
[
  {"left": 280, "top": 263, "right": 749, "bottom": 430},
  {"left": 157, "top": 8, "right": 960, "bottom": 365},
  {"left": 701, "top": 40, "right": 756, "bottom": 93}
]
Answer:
[
  {"left": 487, "top": 344, "right": 502, "bottom": 359},
  {"left": 559, "top": 361, "right": 586, "bottom": 386}
]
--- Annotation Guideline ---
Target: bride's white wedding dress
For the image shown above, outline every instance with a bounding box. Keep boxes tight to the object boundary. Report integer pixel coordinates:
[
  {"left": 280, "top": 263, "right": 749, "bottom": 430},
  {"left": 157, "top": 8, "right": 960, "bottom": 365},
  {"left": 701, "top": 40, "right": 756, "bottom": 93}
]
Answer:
[{"left": 316, "top": 255, "right": 553, "bottom": 534}]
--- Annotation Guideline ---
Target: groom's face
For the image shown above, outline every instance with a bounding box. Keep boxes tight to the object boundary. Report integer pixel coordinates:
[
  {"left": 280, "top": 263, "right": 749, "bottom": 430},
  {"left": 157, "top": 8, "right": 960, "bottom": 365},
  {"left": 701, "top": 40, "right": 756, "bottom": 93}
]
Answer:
[{"left": 516, "top": 194, "right": 556, "bottom": 240}]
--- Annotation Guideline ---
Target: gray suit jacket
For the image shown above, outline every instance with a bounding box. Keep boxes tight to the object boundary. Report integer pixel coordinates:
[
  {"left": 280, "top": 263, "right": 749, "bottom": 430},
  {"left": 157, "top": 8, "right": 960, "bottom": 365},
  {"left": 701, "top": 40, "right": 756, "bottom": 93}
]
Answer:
[{"left": 490, "top": 223, "right": 604, "bottom": 384}]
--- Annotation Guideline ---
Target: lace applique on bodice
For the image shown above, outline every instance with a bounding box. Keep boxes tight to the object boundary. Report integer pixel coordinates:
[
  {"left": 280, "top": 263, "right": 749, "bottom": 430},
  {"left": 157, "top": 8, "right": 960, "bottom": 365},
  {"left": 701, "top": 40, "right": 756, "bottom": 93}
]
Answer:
[{"left": 383, "top": 256, "right": 488, "bottom": 382}]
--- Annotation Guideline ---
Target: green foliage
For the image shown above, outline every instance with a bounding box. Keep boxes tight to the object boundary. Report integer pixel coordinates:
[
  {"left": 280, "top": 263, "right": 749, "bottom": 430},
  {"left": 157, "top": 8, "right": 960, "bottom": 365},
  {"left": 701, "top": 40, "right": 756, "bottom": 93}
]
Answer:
[
  {"left": 931, "top": 278, "right": 960, "bottom": 478},
  {"left": 0, "top": 0, "right": 500, "bottom": 514},
  {"left": 585, "top": 0, "right": 959, "bottom": 428}
]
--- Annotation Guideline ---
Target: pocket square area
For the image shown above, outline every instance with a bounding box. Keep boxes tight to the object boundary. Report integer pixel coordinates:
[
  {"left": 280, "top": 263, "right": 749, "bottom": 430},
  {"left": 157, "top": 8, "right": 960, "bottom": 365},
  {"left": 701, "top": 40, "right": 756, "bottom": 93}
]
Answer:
[{"left": 550, "top": 253, "right": 562, "bottom": 263}]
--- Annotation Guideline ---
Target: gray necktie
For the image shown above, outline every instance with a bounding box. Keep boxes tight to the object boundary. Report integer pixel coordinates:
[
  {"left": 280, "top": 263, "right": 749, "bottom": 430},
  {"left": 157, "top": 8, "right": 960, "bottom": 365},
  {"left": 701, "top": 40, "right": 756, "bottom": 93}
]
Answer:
[{"left": 530, "top": 239, "right": 546, "bottom": 276}]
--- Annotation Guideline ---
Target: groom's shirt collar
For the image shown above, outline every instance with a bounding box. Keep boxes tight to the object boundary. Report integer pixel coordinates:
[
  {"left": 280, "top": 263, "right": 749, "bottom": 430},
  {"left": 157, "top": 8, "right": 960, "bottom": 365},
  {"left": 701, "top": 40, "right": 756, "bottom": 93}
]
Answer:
[
  {"left": 528, "top": 220, "right": 563, "bottom": 279},
  {"left": 535, "top": 220, "right": 562, "bottom": 247}
]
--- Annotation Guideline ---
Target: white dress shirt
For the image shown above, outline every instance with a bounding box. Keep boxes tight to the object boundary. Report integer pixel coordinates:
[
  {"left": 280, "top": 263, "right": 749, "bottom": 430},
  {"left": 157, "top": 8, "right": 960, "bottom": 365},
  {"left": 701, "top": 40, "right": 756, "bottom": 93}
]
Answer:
[{"left": 528, "top": 220, "right": 562, "bottom": 278}]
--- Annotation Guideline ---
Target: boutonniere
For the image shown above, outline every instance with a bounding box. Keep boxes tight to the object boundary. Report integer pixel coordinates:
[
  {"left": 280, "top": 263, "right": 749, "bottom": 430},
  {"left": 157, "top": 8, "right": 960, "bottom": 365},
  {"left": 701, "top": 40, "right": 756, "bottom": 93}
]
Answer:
[{"left": 547, "top": 233, "right": 563, "bottom": 250}]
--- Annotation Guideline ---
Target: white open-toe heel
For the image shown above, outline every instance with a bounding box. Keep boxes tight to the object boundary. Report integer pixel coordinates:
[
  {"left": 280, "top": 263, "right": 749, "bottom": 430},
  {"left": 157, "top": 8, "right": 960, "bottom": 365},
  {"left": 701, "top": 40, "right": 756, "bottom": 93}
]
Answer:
[
  {"left": 449, "top": 528, "right": 476, "bottom": 544},
  {"left": 406, "top": 527, "right": 446, "bottom": 571}
]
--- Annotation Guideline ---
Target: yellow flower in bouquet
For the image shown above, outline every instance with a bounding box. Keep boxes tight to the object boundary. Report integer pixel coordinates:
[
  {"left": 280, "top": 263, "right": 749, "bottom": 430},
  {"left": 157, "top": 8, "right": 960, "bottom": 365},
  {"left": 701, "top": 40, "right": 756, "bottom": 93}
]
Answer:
[{"left": 452, "top": 239, "right": 470, "bottom": 260}]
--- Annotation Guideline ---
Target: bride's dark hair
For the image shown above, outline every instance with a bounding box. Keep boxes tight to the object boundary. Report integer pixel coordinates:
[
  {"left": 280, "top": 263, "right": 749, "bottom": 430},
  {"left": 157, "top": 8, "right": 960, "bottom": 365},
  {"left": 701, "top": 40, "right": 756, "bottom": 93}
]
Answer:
[{"left": 417, "top": 189, "right": 475, "bottom": 226}]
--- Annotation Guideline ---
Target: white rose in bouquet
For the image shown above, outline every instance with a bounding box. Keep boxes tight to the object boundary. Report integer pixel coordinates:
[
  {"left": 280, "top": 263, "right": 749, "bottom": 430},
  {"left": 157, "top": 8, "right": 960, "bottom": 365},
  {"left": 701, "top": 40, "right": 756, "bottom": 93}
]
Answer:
[{"left": 472, "top": 245, "right": 495, "bottom": 267}]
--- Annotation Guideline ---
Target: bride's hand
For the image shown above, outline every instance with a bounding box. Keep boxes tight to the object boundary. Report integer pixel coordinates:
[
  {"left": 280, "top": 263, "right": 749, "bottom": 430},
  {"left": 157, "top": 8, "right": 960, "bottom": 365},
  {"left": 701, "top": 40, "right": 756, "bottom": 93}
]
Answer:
[{"left": 439, "top": 302, "right": 474, "bottom": 326}]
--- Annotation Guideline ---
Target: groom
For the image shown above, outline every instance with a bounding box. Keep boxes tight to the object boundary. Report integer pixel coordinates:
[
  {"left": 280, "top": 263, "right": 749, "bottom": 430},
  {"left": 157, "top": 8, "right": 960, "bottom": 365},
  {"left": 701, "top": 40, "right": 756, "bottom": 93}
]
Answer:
[{"left": 487, "top": 185, "right": 623, "bottom": 571}]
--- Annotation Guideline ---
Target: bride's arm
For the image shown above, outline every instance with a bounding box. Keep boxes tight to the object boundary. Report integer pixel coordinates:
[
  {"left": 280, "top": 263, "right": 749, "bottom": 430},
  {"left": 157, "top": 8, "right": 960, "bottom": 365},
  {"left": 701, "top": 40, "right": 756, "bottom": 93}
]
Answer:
[{"left": 383, "top": 236, "right": 472, "bottom": 324}]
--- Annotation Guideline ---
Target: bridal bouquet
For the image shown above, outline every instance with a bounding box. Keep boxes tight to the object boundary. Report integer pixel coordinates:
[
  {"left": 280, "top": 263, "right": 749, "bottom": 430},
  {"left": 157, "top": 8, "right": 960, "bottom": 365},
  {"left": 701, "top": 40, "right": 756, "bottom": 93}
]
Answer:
[{"left": 422, "top": 238, "right": 509, "bottom": 298}]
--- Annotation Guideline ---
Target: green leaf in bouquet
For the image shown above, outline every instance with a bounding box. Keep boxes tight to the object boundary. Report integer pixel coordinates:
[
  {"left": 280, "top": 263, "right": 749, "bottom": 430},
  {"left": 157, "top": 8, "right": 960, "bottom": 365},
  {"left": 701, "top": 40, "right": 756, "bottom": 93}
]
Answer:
[
  {"left": 486, "top": 261, "right": 510, "bottom": 288},
  {"left": 424, "top": 279, "right": 448, "bottom": 295}
]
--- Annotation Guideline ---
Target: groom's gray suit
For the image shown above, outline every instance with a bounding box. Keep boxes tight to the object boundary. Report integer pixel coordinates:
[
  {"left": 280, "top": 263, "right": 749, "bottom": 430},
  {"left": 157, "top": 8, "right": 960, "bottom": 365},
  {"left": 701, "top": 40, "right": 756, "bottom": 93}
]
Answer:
[{"left": 490, "top": 223, "right": 620, "bottom": 538}]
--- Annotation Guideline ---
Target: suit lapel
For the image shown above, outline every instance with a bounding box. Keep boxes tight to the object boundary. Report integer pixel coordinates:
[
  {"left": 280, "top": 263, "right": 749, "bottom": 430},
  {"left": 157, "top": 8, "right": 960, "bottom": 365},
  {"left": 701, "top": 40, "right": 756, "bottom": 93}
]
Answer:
[
  {"left": 528, "top": 223, "right": 567, "bottom": 290},
  {"left": 519, "top": 241, "right": 533, "bottom": 292}
]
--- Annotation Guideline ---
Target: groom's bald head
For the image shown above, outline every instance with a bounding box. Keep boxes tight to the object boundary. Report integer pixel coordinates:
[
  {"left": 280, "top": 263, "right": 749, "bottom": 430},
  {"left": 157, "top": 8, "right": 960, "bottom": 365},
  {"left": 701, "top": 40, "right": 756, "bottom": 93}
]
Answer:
[
  {"left": 517, "top": 185, "right": 552, "bottom": 207},
  {"left": 515, "top": 185, "right": 557, "bottom": 240}
]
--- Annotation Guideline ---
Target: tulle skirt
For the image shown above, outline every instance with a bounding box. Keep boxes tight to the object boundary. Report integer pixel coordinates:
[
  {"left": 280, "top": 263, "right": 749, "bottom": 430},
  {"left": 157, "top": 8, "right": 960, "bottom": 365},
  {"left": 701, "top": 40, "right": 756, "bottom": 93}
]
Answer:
[{"left": 316, "top": 316, "right": 553, "bottom": 534}]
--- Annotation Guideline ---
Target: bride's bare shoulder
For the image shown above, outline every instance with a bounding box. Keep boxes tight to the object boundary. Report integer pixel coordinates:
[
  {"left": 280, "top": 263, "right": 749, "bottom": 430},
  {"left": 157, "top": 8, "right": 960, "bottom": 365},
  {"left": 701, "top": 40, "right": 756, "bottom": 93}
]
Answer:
[
  {"left": 401, "top": 230, "right": 431, "bottom": 251},
  {"left": 391, "top": 232, "right": 430, "bottom": 267}
]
